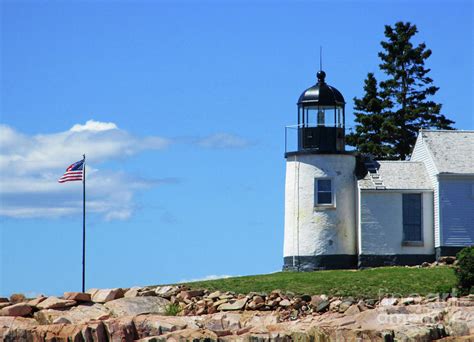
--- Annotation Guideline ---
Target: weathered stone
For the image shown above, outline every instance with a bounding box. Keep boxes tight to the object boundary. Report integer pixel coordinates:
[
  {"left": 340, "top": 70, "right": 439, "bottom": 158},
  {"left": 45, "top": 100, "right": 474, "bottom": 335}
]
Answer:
[
  {"left": 81, "top": 321, "right": 108, "bottom": 341},
  {"left": 103, "top": 316, "right": 138, "bottom": 341},
  {"left": 344, "top": 304, "right": 361, "bottom": 316},
  {"left": 218, "top": 294, "right": 234, "bottom": 300},
  {"left": 439, "top": 256, "right": 456, "bottom": 264},
  {"left": 310, "top": 295, "right": 323, "bottom": 308},
  {"left": 338, "top": 300, "right": 354, "bottom": 313},
  {"left": 104, "top": 296, "right": 170, "bottom": 316},
  {"left": 316, "top": 300, "right": 330, "bottom": 313},
  {"left": 155, "top": 285, "right": 181, "bottom": 298},
  {"left": 0, "top": 303, "right": 32, "bottom": 317},
  {"left": 27, "top": 296, "right": 47, "bottom": 307},
  {"left": 0, "top": 298, "right": 9, "bottom": 303},
  {"left": 138, "top": 290, "right": 156, "bottom": 297},
  {"left": 124, "top": 287, "right": 140, "bottom": 298},
  {"left": 30, "top": 322, "right": 85, "bottom": 341},
  {"left": 0, "top": 303, "right": 11, "bottom": 309},
  {"left": 208, "top": 291, "right": 222, "bottom": 299},
  {"left": 195, "top": 306, "right": 206, "bottom": 315},
  {"left": 133, "top": 314, "right": 197, "bottom": 337},
  {"left": 364, "top": 298, "right": 377, "bottom": 307},
  {"left": 329, "top": 299, "right": 342, "bottom": 311},
  {"left": 380, "top": 297, "right": 398, "bottom": 306},
  {"left": 247, "top": 300, "right": 265, "bottom": 310},
  {"left": 401, "top": 297, "right": 415, "bottom": 305},
  {"left": 91, "top": 288, "right": 124, "bottom": 303},
  {"left": 178, "top": 290, "right": 204, "bottom": 300},
  {"left": 212, "top": 298, "right": 228, "bottom": 307},
  {"left": 52, "top": 317, "right": 72, "bottom": 324},
  {"left": 64, "top": 292, "right": 91, "bottom": 302},
  {"left": 218, "top": 298, "right": 248, "bottom": 311},
  {"left": 36, "top": 296, "right": 77, "bottom": 310},
  {"left": 34, "top": 303, "right": 110, "bottom": 324},
  {"left": 279, "top": 299, "right": 291, "bottom": 307}
]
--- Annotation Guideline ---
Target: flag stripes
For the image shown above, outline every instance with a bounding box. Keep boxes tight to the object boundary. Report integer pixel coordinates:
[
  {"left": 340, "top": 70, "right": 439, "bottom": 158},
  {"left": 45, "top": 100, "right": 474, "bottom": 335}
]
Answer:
[{"left": 58, "top": 159, "right": 84, "bottom": 183}]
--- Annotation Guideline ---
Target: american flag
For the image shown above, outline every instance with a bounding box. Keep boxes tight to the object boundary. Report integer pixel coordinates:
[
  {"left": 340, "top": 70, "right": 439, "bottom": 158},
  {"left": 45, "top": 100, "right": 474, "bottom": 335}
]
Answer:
[{"left": 58, "top": 159, "right": 84, "bottom": 183}]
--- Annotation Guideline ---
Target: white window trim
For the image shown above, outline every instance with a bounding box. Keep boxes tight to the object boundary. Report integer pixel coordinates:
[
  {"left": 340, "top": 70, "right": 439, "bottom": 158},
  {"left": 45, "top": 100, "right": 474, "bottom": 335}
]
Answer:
[{"left": 314, "top": 177, "right": 336, "bottom": 209}]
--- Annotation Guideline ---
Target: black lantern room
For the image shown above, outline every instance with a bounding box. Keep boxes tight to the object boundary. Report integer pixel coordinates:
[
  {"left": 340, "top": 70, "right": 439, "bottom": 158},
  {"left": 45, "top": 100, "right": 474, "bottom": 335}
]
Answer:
[{"left": 297, "top": 70, "right": 345, "bottom": 153}]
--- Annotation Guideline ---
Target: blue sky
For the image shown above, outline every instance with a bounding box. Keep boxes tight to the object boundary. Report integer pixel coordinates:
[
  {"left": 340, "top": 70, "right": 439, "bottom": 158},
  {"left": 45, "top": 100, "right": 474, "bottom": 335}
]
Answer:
[{"left": 1, "top": 0, "right": 473, "bottom": 297}]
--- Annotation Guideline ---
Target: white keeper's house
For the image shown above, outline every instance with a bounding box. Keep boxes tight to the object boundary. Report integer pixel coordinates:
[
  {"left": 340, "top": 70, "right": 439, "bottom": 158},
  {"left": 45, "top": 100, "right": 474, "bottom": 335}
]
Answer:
[{"left": 283, "top": 70, "right": 474, "bottom": 271}]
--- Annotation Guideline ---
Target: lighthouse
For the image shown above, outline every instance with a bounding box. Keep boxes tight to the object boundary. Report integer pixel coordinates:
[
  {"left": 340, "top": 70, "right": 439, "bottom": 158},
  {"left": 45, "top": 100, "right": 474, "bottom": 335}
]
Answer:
[{"left": 283, "top": 70, "right": 357, "bottom": 271}]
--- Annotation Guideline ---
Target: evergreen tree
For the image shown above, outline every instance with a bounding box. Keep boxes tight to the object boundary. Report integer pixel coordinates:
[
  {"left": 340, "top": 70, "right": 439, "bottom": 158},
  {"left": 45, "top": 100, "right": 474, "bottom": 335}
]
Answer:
[
  {"left": 350, "top": 21, "right": 455, "bottom": 160},
  {"left": 346, "top": 73, "right": 394, "bottom": 159}
]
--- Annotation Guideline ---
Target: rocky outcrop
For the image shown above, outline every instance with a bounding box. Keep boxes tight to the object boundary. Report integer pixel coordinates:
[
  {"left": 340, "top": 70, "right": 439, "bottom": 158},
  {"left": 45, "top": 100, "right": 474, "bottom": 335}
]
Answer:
[
  {"left": 1, "top": 285, "right": 474, "bottom": 341},
  {"left": 104, "top": 296, "right": 170, "bottom": 317}
]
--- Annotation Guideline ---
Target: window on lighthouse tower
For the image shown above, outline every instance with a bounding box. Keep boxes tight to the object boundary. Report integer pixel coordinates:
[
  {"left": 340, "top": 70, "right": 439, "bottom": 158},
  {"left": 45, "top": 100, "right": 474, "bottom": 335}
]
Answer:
[{"left": 315, "top": 178, "right": 333, "bottom": 206}]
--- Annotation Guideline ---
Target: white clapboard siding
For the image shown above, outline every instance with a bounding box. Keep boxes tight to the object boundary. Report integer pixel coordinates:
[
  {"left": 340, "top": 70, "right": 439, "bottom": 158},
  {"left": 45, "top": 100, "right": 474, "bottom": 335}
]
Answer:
[{"left": 411, "top": 133, "right": 440, "bottom": 247}]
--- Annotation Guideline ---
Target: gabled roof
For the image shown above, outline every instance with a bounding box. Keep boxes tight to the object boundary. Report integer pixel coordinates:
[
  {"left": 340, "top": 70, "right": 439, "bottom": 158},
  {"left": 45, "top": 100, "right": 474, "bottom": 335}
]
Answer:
[
  {"left": 420, "top": 130, "right": 474, "bottom": 174},
  {"left": 358, "top": 161, "right": 433, "bottom": 190}
]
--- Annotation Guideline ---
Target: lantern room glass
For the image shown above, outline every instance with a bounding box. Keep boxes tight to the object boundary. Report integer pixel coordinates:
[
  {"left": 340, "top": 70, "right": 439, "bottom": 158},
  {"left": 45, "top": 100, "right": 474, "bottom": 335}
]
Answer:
[{"left": 298, "top": 104, "right": 345, "bottom": 128}]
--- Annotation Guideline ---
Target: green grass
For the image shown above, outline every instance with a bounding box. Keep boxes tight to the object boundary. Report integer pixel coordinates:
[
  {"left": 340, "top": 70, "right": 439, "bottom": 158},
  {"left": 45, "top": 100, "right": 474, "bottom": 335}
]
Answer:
[
  {"left": 164, "top": 303, "right": 182, "bottom": 316},
  {"left": 185, "top": 267, "right": 456, "bottom": 299}
]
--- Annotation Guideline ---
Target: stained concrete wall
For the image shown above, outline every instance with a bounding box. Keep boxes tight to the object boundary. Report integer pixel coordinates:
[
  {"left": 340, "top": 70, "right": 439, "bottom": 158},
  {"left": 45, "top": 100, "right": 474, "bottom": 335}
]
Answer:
[{"left": 283, "top": 154, "right": 356, "bottom": 263}]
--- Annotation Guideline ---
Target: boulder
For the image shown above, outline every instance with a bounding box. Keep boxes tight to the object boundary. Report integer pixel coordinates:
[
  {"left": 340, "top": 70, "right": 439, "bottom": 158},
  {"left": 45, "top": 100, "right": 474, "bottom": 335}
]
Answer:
[
  {"left": 155, "top": 285, "right": 181, "bottom": 299},
  {"left": 80, "top": 321, "right": 108, "bottom": 341},
  {"left": 103, "top": 316, "right": 138, "bottom": 341},
  {"left": 344, "top": 304, "right": 361, "bottom": 316},
  {"left": 207, "top": 291, "right": 222, "bottom": 300},
  {"left": 401, "top": 297, "right": 415, "bottom": 305},
  {"left": 0, "top": 298, "right": 9, "bottom": 303},
  {"left": 212, "top": 299, "right": 229, "bottom": 307},
  {"left": 0, "top": 303, "right": 32, "bottom": 317},
  {"left": 0, "top": 303, "right": 11, "bottom": 309},
  {"left": 138, "top": 290, "right": 156, "bottom": 297},
  {"left": 34, "top": 303, "right": 110, "bottom": 324},
  {"left": 329, "top": 299, "right": 342, "bottom": 311},
  {"left": 380, "top": 297, "right": 398, "bottom": 306},
  {"left": 64, "top": 292, "right": 91, "bottom": 302},
  {"left": 439, "top": 256, "right": 456, "bottom": 265},
  {"left": 279, "top": 299, "right": 291, "bottom": 307},
  {"left": 104, "top": 296, "right": 170, "bottom": 317},
  {"left": 178, "top": 290, "right": 204, "bottom": 300},
  {"left": 338, "top": 300, "right": 354, "bottom": 313},
  {"left": 316, "top": 300, "right": 330, "bottom": 313},
  {"left": 133, "top": 314, "right": 195, "bottom": 337},
  {"left": 36, "top": 296, "right": 77, "bottom": 310},
  {"left": 91, "top": 288, "right": 124, "bottom": 303},
  {"left": 52, "top": 317, "right": 72, "bottom": 324},
  {"left": 218, "top": 298, "right": 248, "bottom": 311},
  {"left": 27, "top": 296, "right": 47, "bottom": 307},
  {"left": 124, "top": 287, "right": 140, "bottom": 298}
]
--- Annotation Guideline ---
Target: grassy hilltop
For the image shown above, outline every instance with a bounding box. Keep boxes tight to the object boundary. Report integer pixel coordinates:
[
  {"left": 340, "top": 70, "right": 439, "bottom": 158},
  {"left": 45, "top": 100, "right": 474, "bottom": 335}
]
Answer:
[{"left": 184, "top": 266, "right": 456, "bottom": 298}]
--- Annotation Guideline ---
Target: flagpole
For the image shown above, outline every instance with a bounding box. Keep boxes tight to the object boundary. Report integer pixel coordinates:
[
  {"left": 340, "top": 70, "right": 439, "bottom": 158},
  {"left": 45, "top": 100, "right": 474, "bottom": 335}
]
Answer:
[{"left": 82, "top": 154, "right": 86, "bottom": 293}]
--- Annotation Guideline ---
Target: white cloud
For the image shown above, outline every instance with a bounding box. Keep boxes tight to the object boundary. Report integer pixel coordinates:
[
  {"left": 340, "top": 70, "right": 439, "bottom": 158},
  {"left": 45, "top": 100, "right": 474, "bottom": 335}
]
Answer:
[
  {"left": 70, "top": 120, "right": 118, "bottom": 132},
  {"left": 0, "top": 120, "right": 252, "bottom": 220},
  {"left": 0, "top": 121, "right": 173, "bottom": 220},
  {"left": 0, "top": 123, "right": 170, "bottom": 175}
]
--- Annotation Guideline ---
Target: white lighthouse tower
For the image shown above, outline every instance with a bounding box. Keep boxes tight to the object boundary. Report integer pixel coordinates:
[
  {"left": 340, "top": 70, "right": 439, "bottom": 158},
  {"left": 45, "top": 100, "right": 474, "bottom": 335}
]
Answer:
[{"left": 283, "top": 70, "right": 357, "bottom": 271}]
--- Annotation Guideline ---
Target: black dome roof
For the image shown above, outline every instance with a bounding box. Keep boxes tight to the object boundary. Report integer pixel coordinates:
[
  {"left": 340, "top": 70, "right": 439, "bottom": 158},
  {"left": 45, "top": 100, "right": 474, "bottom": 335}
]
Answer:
[{"left": 298, "top": 71, "right": 345, "bottom": 106}]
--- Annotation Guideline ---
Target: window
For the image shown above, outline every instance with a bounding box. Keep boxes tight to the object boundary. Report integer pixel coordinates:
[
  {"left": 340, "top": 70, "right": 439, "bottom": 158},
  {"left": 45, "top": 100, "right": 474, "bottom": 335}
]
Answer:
[
  {"left": 403, "top": 194, "right": 422, "bottom": 242},
  {"left": 315, "top": 178, "right": 333, "bottom": 206}
]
